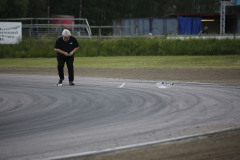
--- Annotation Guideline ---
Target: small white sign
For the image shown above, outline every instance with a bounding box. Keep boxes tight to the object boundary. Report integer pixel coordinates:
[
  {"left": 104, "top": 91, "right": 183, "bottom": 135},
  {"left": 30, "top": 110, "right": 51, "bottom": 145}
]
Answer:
[{"left": 0, "top": 22, "right": 22, "bottom": 44}]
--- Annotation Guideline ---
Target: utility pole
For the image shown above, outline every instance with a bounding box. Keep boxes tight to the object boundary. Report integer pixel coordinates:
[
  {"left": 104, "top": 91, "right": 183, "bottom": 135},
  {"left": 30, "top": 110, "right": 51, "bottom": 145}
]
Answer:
[
  {"left": 47, "top": 0, "right": 50, "bottom": 21},
  {"left": 79, "top": 0, "right": 83, "bottom": 35},
  {"left": 79, "top": 0, "right": 82, "bottom": 18},
  {"left": 220, "top": 1, "right": 234, "bottom": 34},
  {"left": 47, "top": 0, "right": 50, "bottom": 34}
]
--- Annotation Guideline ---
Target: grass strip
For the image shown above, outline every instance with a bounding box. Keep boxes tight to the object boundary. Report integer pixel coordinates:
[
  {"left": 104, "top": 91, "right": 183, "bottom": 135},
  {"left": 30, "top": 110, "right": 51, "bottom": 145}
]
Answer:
[{"left": 0, "top": 56, "right": 239, "bottom": 69}]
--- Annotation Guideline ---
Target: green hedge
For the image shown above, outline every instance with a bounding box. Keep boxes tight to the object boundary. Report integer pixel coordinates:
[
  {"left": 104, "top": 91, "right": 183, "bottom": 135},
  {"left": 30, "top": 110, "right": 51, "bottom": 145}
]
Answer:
[
  {"left": 0, "top": 40, "right": 55, "bottom": 58},
  {"left": 1, "top": 39, "right": 240, "bottom": 58}
]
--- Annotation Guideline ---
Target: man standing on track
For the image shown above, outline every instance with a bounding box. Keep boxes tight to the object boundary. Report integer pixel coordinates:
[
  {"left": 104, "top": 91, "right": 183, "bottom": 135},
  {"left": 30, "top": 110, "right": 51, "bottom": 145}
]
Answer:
[{"left": 54, "top": 29, "right": 79, "bottom": 86}]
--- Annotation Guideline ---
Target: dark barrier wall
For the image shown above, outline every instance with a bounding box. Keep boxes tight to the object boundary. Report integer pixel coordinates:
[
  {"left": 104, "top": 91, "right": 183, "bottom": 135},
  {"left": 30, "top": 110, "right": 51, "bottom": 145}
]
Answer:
[{"left": 113, "top": 18, "right": 178, "bottom": 36}]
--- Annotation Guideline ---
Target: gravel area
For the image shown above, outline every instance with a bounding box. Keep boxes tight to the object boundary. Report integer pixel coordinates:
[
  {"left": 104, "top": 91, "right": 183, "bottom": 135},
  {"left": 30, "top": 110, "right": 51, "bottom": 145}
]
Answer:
[
  {"left": 71, "top": 129, "right": 240, "bottom": 160},
  {"left": 1, "top": 68, "right": 240, "bottom": 85}
]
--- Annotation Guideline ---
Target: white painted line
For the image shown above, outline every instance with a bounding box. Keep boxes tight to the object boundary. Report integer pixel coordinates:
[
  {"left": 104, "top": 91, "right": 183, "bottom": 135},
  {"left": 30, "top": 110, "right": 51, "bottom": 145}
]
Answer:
[
  {"left": 156, "top": 82, "right": 166, "bottom": 89},
  {"left": 40, "top": 127, "right": 240, "bottom": 160},
  {"left": 119, "top": 82, "right": 125, "bottom": 88}
]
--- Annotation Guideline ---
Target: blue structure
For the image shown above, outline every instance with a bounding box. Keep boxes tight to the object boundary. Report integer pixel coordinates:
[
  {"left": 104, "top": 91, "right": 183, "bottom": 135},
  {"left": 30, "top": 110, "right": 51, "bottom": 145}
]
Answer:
[
  {"left": 113, "top": 12, "right": 240, "bottom": 35},
  {"left": 113, "top": 18, "right": 178, "bottom": 36},
  {"left": 113, "top": 17, "right": 203, "bottom": 35},
  {"left": 235, "top": 0, "right": 240, "bottom": 6},
  {"left": 178, "top": 16, "right": 202, "bottom": 35}
]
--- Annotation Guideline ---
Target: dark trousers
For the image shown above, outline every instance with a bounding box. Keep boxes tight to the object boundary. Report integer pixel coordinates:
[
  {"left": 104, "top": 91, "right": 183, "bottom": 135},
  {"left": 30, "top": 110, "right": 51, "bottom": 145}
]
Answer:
[{"left": 57, "top": 55, "right": 74, "bottom": 82}]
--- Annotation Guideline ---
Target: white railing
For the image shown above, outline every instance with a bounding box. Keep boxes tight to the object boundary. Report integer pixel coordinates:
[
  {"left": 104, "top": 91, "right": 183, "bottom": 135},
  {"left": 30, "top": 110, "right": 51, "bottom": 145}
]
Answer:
[{"left": 0, "top": 18, "right": 92, "bottom": 39}]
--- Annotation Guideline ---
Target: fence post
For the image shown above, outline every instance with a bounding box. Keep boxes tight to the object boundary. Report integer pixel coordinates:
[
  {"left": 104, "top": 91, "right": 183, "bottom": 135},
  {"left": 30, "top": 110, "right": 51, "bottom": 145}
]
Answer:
[
  {"left": 36, "top": 19, "right": 39, "bottom": 38},
  {"left": 136, "top": 26, "right": 138, "bottom": 35},
  {"left": 29, "top": 27, "right": 31, "bottom": 39},
  {"left": 30, "top": 19, "right": 34, "bottom": 39},
  {"left": 99, "top": 26, "right": 101, "bottom": 37},
  {"left": 120, "top": 26, "right": 122, "bottom": 36}
]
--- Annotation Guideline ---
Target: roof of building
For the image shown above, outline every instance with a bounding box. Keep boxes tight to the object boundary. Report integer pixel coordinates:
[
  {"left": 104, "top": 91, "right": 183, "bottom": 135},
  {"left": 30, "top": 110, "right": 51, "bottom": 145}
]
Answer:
[{"left": 167, "top": 12, "right": 240, "bottom": 17}]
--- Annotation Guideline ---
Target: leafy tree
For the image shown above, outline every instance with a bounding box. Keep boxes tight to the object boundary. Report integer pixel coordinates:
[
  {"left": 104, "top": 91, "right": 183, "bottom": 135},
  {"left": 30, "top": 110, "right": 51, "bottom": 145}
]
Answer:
[
  {"left": 0, "top": 0, "right": 8, "bottom": 18},
  {"left": 27, "top": 0, "right": 47, "bottom": 17},
  {"left": 0, "top": 0, "right": 29, "bottom": 18},
  {"left": 0, "top": 0, "right": 231, "bottom": 25}
]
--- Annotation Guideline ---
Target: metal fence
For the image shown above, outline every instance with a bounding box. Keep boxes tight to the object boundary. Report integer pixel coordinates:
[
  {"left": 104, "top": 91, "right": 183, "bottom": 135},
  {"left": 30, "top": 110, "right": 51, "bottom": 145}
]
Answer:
[
  {"left": 1, "top": 17, "right": 240, "bottom": 40},
  {"left": 0, "top": 18, "right": 92, "bottom": 39},
  {"left": 0, "top": 18, "right": 142, "bottom": 39}
]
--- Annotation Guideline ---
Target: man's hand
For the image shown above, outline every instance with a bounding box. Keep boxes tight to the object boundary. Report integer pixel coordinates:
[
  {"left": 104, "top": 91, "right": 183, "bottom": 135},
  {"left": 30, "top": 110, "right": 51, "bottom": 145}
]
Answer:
[
  {"left": 54, "top": 48, "right": 69, "bottom": 56},
  {"left": 63, "top": 52, "right": 69, "bottom": 56},
  {"left": 69, "top": 47, "right": 79, "bottom": 56},
  {"left": 69, "top": 51, "right": 74, "bottom": 56}
]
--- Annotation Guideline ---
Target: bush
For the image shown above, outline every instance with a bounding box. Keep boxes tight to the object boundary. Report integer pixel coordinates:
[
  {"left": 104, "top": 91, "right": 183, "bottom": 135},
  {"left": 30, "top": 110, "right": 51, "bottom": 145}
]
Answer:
[
  {"left": 0, "top": 38, "right": 240, "bottom": 58},
  {"left": 0, "top": 40, "right": 55, "bottom": 58}
]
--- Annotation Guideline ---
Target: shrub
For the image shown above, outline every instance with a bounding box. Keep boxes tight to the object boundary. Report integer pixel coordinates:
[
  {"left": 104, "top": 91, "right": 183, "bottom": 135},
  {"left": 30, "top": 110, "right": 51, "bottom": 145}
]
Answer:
[{"left": 1, "top": 38, "right": 240, "bottom": 58}]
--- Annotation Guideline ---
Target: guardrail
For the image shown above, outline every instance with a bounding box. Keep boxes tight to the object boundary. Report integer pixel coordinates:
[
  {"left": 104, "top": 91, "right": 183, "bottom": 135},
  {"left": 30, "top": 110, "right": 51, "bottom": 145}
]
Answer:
[
  {"left": 166, "top": 34, "right": 240, "bottom": 40},
  {"left": 21, "top": 24, "right": 139, "bottom": 39}
]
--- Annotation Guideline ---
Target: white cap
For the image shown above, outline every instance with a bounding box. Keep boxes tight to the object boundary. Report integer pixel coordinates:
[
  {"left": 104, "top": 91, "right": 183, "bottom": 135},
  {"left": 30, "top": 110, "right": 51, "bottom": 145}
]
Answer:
[{"left": 62, "top": 29, "right": 71, "bottom": 37}]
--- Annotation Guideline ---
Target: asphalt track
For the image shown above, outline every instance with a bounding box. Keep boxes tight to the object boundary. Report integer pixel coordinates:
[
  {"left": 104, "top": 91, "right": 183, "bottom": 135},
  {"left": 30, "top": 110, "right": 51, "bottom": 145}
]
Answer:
[{"left": 0, "top": 74, "right": 240, "bottom": 160}]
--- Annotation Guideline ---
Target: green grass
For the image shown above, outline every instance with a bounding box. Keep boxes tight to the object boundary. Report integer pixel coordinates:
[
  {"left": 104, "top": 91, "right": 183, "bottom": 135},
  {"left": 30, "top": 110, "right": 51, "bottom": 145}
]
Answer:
[
  {"left": 1, "top": 39, "right": 240, "bottom": 58},
  {"left": 0, "top": 56, "right": 240, "bottom": 69}
]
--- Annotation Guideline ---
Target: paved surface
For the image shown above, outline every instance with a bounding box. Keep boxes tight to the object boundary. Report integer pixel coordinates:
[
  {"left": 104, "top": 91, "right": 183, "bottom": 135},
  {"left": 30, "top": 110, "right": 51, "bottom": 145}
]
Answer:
[{"left": 0, "top": 74, "right": 240, "bottom": 160}]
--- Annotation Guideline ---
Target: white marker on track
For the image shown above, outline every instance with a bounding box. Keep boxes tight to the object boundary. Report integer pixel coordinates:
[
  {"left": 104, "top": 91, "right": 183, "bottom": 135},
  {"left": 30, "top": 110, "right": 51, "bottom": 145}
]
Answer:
[
  {"left": 119, "top": 82, "right": 125, "bottom": 88},
  {"left": 156, "top": 82, "right": 166, "bottom": 89}
]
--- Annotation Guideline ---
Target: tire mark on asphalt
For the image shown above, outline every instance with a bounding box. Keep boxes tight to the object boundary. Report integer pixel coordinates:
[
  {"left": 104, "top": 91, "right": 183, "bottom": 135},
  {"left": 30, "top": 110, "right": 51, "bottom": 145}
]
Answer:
[{"left": 0, "top": 74, "right": 240, "bottom": 160}]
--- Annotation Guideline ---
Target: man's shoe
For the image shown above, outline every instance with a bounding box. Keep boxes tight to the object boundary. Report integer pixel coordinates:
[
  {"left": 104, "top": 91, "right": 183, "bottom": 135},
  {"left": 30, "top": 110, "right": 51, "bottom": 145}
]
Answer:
[
  {"left": 57, "top": 79, "right": 64, "bottom": 86},
  {"left": 69, "top": 81, "right": 74, "bottom": 86}
]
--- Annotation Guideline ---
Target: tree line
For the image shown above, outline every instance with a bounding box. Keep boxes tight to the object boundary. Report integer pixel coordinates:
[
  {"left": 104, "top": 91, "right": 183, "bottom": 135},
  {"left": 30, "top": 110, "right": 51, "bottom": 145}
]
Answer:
[{"left": 0, "top": 0, "right": 237, "bottom": 26}]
